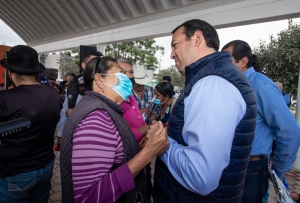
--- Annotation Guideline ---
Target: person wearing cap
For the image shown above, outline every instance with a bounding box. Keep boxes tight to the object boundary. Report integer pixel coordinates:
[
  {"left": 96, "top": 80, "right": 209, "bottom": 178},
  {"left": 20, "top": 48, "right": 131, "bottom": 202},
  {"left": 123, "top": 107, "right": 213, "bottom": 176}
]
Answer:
[
  {"left": 0, "top": 45, "right": 61, "bottom": 202},
  {"left": 131, "top": 64, "right": 155, "bottom": 201},
  {"left": 162, "top": 75, "right": 172, "bottom": 83},
  {"left": 132, "top": 64, "right": 155, "bottom": 113}
]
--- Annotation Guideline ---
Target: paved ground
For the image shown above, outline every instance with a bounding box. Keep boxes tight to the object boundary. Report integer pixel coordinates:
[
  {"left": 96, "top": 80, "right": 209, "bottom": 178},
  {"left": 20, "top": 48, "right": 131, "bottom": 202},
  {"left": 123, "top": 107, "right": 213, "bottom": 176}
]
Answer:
[
  {"left": 48, "top": 151, "right": 61, "bottom": 203},
  {"left": 48, "top": 150, "right": 300, "bottom": 203}
]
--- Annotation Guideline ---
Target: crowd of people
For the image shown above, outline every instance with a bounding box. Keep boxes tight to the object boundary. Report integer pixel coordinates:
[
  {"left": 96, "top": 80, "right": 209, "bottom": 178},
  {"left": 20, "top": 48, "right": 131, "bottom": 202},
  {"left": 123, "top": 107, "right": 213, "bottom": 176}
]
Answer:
[{"left": 0, "top": 19, "right": 299, "bottom": 203}]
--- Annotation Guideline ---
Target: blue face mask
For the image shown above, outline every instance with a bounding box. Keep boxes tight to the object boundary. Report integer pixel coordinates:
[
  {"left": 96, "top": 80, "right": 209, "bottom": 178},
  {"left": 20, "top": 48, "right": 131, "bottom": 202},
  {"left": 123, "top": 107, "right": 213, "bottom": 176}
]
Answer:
[
  {"left": 153, "top": 96, "right": 166, "bottom": 105},
  {"left": 153, "top": 98, "right": 161, "bottom": 105},
  {"left": 97, "top": 73, "right": 133, "bottom": 100}
]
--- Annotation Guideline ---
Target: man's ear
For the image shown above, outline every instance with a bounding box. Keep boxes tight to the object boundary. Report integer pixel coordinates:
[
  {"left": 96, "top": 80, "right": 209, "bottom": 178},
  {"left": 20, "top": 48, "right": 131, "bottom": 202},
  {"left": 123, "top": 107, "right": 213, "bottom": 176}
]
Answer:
[
  {"left": 81, "top": 62, "right": 86, "bottom": 70},
  {"left": 241, "top": 56, "right": 249, "bottom": 68},
  {"left": 194, "top": 30, "right": 203, "bottom": 47}
]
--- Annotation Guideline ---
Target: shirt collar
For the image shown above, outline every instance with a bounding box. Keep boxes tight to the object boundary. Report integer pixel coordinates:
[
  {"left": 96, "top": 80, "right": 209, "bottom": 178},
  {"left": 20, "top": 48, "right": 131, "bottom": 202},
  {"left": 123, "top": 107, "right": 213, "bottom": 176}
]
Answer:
[{"left": 244, "top": 66, "right": 255, "bottom": 77}]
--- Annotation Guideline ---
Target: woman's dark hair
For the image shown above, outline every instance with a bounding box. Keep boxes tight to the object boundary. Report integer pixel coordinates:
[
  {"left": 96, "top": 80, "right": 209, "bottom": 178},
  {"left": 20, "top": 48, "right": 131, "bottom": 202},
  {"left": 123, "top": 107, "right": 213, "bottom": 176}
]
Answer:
[
  {"left": 222, "top": 40, "right": 261, "bottom": 72},
  {"left": 155, "top": 82, "right": 175, "bottom": 97},
  {"left": 78, "top": 56, "right": 118, "bottom": 94},
  {"left": 172, "top": 19, "right": 220, "bottom": 51}
]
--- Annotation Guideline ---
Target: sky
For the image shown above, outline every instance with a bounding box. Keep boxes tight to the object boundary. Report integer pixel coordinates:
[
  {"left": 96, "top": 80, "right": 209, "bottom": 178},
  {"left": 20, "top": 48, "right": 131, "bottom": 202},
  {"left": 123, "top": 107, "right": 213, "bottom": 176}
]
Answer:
[
  {"left": 155, "top": 18, "right": 300, "bottom": 72},
  {"left": 1, "top": 17, "right": 300, "bottom": 72}
]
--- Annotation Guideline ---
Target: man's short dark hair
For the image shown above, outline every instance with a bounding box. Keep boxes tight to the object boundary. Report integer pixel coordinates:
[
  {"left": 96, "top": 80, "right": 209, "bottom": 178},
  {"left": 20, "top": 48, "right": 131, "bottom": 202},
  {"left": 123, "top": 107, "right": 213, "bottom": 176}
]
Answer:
[
  {"left": 83, "top": 50, "right": 103, "bottom": 62},
  {"left": 172, "top": 19, "right": 219, "bottom": 51},
  {"left": 162, "top": 76, "right": 171, "bottom": 82}
]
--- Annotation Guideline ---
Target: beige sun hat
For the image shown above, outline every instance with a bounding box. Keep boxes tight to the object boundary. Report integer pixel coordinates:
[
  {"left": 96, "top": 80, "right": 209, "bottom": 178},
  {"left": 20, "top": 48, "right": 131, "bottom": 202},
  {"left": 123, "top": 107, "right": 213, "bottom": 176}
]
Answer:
[{"left": 133, "top": 64, "right": 153, "bottom": 85}]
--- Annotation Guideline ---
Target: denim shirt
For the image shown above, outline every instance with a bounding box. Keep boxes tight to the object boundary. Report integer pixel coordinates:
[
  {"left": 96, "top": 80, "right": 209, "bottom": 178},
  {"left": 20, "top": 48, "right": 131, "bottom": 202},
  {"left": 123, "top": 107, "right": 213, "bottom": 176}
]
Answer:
[{"left": 244, "top": 67, "right": 300, "bottom": 178}]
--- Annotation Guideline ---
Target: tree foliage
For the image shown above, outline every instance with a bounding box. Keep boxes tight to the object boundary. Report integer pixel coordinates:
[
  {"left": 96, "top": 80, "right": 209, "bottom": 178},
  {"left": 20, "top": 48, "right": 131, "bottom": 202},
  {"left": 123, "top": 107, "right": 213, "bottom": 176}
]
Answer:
[
  {"left": 57, "top": 50, "right": 79, "bottom": 75},
  {"left": 156, "top": 65, "right": 185, "bottom": 89},
  {"left": 57, "top": 50, "right": 80, "bottom": 75},
  {"left": 105, "top": 39, "right": 164, "bottom": 71},
  {"left": 254, "top": 20, "right": 300, "bottom": 95}
]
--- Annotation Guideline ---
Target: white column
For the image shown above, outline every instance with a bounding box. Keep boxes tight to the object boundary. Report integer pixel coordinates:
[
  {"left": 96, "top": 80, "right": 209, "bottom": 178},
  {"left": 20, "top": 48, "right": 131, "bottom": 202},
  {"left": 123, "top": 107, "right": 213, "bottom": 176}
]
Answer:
[
  {"left": 292, "top": 68, "right": 300, "bottom": 170},
  {"left": 97, "top": 44, "right": 105, "bottom": 55},
  {"left": 295, "top": 68, "right": 300, "bottom": 125}
]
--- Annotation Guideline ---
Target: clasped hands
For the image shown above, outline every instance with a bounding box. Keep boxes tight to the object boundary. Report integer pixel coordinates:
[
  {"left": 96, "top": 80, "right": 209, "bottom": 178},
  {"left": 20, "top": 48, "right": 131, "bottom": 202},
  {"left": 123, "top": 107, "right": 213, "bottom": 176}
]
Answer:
[{"left": 139, "top": 121, "right": 169, "bottom": 156}]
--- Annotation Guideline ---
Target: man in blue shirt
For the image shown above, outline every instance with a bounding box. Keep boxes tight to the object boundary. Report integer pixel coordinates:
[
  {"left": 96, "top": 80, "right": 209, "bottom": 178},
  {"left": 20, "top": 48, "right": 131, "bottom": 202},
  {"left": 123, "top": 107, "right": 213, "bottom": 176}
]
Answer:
[
  {"left": 222, "top": 40, "right": 300, "bottom": 203},
  {"left": 152, "top": 19, "right": 257, "bottom": 202}
]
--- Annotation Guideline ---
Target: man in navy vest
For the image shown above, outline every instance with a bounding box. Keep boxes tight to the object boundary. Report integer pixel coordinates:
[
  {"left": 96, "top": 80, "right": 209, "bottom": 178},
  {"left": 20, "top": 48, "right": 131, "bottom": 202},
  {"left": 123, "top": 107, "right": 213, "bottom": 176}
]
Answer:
[{"left": 152, "top": 19, "right": 257, "bottom": 202}]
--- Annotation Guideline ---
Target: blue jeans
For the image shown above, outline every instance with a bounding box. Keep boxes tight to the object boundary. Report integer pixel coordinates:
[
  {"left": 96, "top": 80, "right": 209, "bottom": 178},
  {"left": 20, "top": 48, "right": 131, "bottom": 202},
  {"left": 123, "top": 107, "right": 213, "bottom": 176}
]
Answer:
[
  {"left": 242, "top": 158, "right": 269, "bottom": 203},
  {"left": 0, "top": 160, "right": 54, "bottom": 203}
]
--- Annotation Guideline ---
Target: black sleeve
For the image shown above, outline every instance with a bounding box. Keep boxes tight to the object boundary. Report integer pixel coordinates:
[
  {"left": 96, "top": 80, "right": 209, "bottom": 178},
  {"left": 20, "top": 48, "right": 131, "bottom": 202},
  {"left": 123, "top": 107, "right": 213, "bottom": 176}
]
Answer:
[
  {"left": 67, "top": 80, "right": 79, "bottom": 109},
  {"left": 0, "top": 95, "right": 8, "bottom": 122}
]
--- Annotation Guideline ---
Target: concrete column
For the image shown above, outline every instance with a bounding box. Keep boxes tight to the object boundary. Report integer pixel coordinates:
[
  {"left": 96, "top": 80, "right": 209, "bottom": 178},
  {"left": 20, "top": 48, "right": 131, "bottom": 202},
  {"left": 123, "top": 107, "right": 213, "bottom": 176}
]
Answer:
[
  {"left": 292, "top": 68, "right": 300, "bottom": 170},
  {"left": 97, "top": 44, "right": 105, "bottom": 55}
]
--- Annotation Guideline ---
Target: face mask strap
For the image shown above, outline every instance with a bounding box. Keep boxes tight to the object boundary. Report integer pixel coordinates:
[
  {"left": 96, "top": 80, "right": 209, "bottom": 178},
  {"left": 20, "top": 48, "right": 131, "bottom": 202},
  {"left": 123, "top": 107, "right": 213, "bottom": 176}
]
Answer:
[
  {"left": 160, "top": 96, "right": 167, "bottom": 105},
  {"left": 98, "top": 73, "right": 122, "bottom": 86},
  {"left": 95, "top": 80, "right": 114, "bottom": 88}
]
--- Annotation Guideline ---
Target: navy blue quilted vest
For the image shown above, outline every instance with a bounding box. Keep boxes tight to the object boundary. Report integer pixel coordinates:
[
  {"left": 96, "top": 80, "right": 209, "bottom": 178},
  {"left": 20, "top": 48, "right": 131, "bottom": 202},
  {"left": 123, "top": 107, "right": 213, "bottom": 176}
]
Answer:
[{"left": 153, "top": 52, "right": 256, "bottom": 203}]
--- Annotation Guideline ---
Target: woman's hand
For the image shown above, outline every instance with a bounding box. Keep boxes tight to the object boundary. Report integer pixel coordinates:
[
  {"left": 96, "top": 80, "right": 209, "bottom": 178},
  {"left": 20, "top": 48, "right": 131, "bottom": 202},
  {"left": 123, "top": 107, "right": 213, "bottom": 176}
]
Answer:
[
  {"left": 149, "top": 113, "right": 158, "bottom": 123},
  {"left": 143, "top": 121, "right": 169, "bottom": 156},
  {"left": 137, "top": 124, "right": 149, "bottom": 137},
  {"left": 138, "top": 136, "right": 146, "bottom": 148},
  {"left": 127, "top": 121, "right": 169, "bottom": 177}
]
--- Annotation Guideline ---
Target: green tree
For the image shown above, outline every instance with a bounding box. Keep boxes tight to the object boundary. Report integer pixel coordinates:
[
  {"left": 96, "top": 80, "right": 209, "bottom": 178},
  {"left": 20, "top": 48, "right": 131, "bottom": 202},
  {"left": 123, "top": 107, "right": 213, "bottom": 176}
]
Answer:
[
  {"left": 254, "top": 20, "right": 300, "bottom": 95},
  {"left": 157, "top": 65, "right": 185, "bottom": 88},
  {"left": 72, "top": 49, "right": 80, "bottom": 67},
  {"left": 57, "top": 50, "right": 80, "bottom": 75},
  {"left": 105, "top": 39, "right": 164, "bottom": 71}
]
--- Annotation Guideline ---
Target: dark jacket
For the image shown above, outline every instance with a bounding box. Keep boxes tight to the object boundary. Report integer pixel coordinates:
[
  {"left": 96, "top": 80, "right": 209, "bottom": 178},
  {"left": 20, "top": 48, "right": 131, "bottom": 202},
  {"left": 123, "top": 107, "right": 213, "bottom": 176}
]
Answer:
[
  {"left": 153, "top": 52, "right": 257, "bottom": 203},
  {"left": 60, "top": 91, "right": 146, "bottom": 203},
  {"left": 67, "top": 75, "right": 82, "bottom": 108},
  {"left": 0, "top": 84, "right": 61, "bottom": 177}
]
